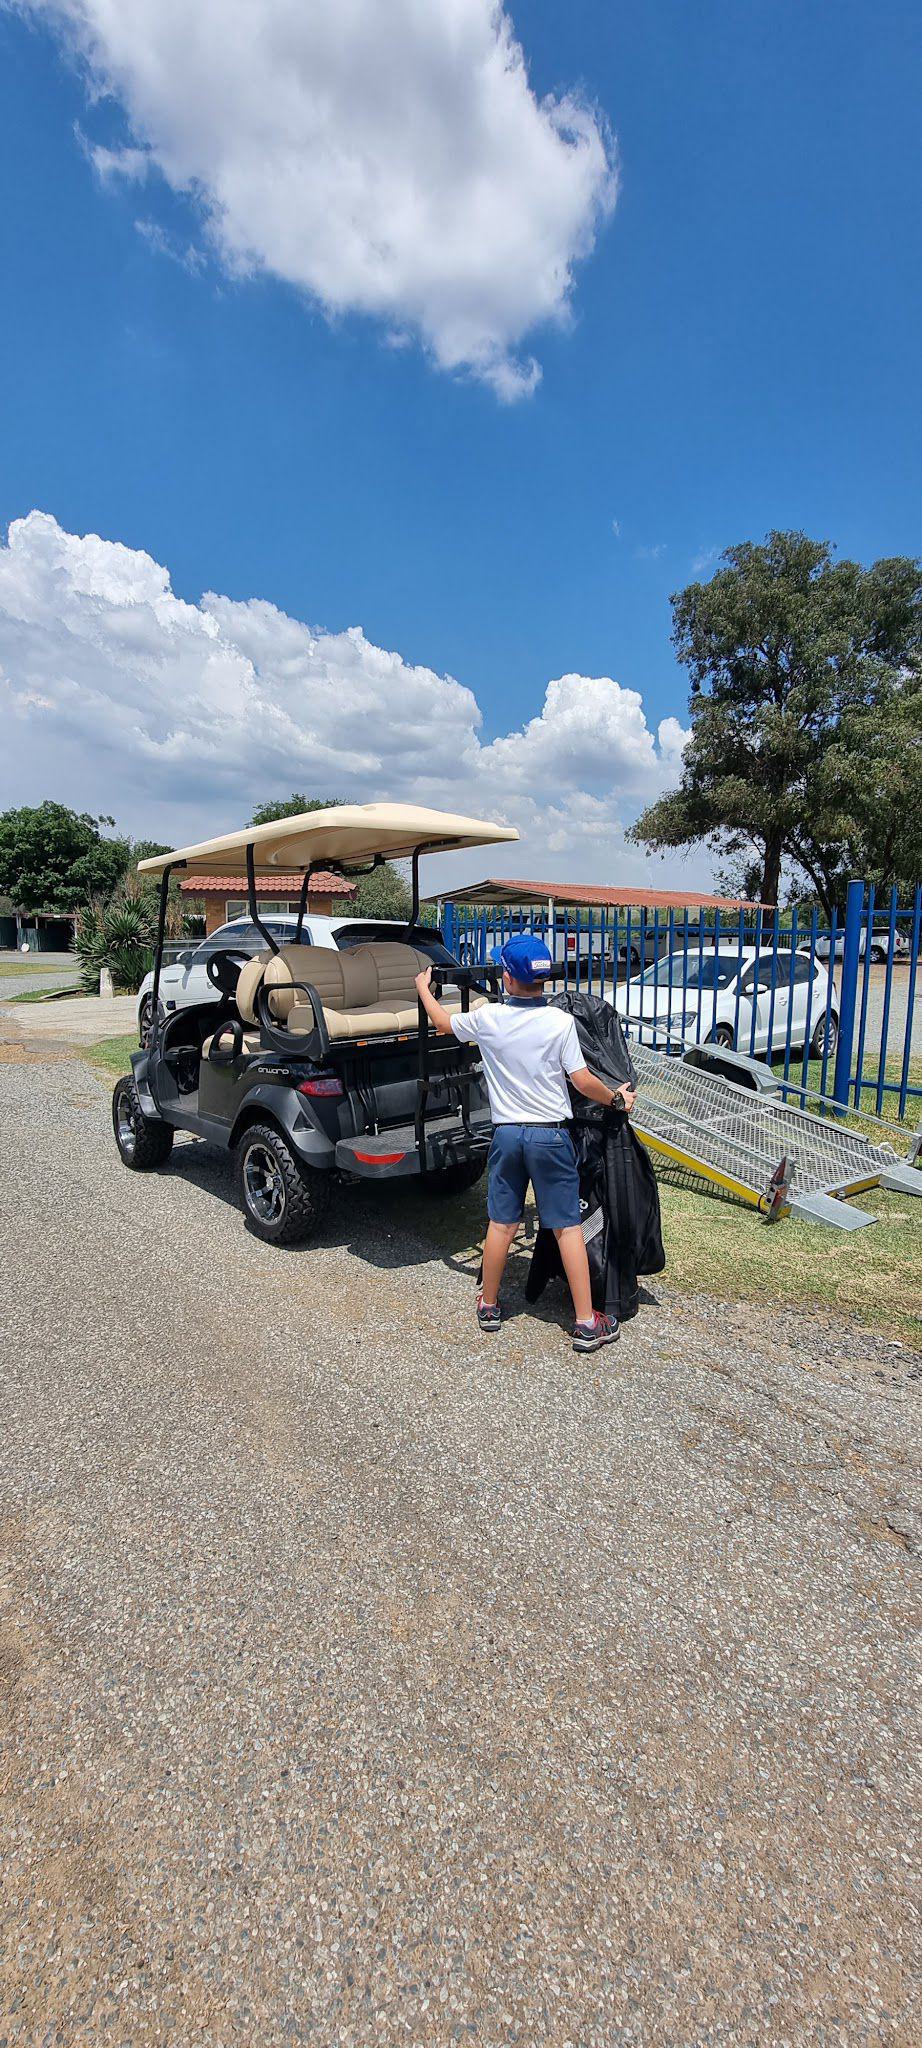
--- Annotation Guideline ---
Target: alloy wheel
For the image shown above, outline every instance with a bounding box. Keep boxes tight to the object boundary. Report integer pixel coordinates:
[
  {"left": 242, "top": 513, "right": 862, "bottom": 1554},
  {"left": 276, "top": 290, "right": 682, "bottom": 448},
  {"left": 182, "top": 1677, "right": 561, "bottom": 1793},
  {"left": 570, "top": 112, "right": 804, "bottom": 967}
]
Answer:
[
  {"left": 116, "top": 1088, "right": 137, "bottom": 1160},
  {"left": 243, "top": 1142, "right": 286, "bottom": 1226}
]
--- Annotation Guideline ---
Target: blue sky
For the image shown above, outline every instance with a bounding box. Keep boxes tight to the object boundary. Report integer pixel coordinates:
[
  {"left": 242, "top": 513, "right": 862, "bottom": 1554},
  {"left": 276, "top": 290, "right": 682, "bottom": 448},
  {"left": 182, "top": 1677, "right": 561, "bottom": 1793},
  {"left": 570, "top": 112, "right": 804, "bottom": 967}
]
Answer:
[{"left": 0, "top": 0, "right": 918, "bottom": 882}]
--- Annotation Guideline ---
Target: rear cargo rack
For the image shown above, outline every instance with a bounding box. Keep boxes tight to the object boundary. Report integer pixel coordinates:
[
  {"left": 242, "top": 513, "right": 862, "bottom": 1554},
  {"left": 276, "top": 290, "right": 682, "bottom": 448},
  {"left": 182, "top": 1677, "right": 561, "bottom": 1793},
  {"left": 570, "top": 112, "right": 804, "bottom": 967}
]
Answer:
[{"left": 416, "top": 964, "right": 500, "bottom": 1169}]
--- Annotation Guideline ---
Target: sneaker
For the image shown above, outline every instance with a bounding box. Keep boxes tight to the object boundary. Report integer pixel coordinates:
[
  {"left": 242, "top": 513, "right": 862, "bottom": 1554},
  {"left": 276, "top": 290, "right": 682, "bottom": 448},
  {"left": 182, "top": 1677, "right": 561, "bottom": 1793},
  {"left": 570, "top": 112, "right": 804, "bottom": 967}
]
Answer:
[
  {"left": 572, "top": 1311, "right": 619, "bottom": 1354},
  {"left": 477, "top": 1294, "right": 502, "bottom": 1333}
]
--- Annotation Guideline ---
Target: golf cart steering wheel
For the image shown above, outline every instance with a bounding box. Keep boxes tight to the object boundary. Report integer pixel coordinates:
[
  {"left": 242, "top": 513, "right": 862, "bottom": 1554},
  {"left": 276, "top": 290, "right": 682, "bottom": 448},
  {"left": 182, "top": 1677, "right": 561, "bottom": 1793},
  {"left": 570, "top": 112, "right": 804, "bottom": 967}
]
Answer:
[{"left": 205, "top": 949, "right": 250, "bottom": 997}]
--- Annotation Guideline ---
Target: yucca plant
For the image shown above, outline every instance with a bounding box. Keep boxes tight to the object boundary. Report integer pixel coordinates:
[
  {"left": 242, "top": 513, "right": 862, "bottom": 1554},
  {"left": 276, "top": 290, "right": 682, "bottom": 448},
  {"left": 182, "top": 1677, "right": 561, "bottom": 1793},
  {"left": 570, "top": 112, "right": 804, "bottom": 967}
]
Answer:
[{"left": 74, "top": 871, "right": 190, "bottom": 994}]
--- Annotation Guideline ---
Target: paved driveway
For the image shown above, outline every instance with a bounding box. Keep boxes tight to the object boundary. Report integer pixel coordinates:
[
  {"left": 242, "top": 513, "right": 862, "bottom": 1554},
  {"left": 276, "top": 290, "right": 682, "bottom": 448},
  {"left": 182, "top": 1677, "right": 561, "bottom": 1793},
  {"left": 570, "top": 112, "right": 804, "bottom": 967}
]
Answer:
[
  {"left": 1, "top": 1034, "right": 918, "bottom": 2046},
  {"left": 0, "top": 990, "right": 137, "bottom": 1039}
]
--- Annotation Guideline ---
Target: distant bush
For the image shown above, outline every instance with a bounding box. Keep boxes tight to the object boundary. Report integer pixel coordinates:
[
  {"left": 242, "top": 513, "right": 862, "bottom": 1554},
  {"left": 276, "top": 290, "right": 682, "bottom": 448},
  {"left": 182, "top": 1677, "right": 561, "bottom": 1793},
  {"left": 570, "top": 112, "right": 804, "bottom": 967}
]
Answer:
[{"left": 74, "top": 872, "right": 190, "bottom": 994}]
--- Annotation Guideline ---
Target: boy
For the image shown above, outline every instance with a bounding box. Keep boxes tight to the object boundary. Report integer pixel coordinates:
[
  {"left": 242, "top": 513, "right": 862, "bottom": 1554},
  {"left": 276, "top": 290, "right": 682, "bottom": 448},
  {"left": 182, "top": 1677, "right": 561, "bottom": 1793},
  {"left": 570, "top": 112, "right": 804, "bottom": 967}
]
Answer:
[{"left": 415, "top": 935, "right": 637, "bottom": 1353}]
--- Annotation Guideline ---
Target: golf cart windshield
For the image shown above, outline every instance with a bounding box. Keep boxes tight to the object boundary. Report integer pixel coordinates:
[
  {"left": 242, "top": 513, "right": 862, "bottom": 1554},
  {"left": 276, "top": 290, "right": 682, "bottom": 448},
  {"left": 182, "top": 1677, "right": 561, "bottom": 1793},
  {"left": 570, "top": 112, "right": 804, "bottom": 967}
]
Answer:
[{"left": 642, "top": 953, "right": 739, "bottom": 991}]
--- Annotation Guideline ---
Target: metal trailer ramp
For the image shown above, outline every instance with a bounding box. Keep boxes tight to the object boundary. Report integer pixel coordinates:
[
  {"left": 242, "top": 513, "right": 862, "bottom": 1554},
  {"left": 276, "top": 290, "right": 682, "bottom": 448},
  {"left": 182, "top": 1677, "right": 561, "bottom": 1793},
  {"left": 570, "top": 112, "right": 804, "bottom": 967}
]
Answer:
[{"left": 631, "top": 1044, "right": 921, "bottom": 1229}]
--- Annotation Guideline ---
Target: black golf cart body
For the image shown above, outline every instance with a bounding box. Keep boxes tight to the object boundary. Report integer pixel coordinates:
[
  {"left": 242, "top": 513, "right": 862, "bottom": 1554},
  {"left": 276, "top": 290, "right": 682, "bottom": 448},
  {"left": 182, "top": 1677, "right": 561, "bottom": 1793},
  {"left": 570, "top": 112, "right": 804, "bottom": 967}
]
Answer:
[{"left": 114, "top": 803, "right": 519, "bottom": 1242}]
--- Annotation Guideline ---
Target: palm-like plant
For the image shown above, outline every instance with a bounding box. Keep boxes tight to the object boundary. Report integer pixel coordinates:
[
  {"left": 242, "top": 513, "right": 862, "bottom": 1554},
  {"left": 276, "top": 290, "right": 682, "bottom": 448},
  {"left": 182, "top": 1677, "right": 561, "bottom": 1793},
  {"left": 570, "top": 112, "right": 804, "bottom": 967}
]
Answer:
[{"left": 74, "top": 871, "right": 190, "bottom": 994}]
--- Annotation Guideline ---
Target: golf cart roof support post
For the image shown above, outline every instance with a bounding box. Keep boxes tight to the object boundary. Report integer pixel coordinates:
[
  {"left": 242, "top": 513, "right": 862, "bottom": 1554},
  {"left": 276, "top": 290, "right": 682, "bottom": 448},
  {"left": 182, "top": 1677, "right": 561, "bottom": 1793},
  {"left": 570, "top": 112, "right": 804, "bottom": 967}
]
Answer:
[
  {"left": 150, "top": 859, "right": 185, "bottom": 1032},
  {"left": 408, "top": 843, "right": 440, "bottom": 933},
  {"left": 410, "top": 846, "right": 422, "bottom": 928},
  {"left": 150, "top": 863, "right": 172, "bottom": 1016},
  {"left": 246, "top": 842, "right": 280, "bottom": 956},
  {"left": 294, "top": 867, "right": 311, "bottom": 944}
]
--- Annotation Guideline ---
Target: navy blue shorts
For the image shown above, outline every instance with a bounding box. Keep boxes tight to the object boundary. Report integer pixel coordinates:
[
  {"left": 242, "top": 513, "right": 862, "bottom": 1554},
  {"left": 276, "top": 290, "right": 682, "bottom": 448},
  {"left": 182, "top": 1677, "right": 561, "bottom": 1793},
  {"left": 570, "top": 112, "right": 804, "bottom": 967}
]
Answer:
[{"left": 487, "top": 1123, "right": 581, "bottom": 1231}]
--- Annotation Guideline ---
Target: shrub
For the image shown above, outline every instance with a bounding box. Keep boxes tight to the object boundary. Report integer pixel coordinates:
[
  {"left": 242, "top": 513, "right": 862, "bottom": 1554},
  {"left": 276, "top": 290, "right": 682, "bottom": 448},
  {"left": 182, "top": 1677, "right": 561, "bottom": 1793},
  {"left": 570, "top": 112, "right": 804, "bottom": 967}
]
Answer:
[{"left": 74, "top": 873, "right": 189, "bottom": 994}]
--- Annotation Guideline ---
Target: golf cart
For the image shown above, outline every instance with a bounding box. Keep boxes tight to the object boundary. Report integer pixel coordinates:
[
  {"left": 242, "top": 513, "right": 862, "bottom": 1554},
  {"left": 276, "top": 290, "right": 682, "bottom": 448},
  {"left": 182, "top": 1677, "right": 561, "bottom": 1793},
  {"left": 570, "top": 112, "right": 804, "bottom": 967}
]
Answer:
[{"left": 112, "top": 803, "right": 518, "bottom": 1243}]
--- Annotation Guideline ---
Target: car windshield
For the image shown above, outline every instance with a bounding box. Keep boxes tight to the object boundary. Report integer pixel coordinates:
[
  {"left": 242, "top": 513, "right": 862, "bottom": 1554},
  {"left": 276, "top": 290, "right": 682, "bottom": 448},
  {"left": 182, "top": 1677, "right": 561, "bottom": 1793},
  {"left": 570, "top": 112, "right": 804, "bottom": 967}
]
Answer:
[
  {"left": 201, "top": 921, "right": 296, "bottom": 954},
  {"left": 334, "top": 922, "right": 458, "bottom": 966},
  {"left": 641, "top": 954, "right": 739, "bottom": 991}
]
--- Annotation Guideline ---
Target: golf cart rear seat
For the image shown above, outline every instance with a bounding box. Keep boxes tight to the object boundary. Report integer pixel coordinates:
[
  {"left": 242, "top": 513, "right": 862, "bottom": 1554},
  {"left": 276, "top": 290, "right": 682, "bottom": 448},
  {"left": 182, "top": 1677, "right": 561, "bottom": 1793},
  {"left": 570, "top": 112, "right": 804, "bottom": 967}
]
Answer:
[{"left": 202, "top": 942, "right": 488, "bottom": 1056}]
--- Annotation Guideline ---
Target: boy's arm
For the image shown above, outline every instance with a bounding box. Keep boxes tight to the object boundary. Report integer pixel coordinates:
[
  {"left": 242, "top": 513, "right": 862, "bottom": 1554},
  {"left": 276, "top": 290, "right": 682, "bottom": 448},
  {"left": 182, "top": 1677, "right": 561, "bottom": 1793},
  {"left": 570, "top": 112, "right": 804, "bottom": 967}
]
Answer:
[
  {"left": 414, "top": 964, "right": 455, "bottom": 1036},
  {"left": 570, "top": 1065, "right": 637, "bottom": 1114}
]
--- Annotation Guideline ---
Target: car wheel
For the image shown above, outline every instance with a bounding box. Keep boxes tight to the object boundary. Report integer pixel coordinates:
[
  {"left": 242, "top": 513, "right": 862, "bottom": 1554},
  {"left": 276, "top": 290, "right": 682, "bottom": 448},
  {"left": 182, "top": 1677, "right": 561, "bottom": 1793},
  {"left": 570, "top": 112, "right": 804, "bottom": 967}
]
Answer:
[
  {"left": 712, "top": 1023, "right": 735, "bottom": 1049},
  {"left": 421, "top": 1157, "right": 487, "bottom": 1198},
  {"left": 138, "top": 994, "right": 159, "bottom": 1048},
  {"left": 235, "top": 1121, "right": 330, "bottom": 1245},
  {"left": 810, "top": 1013, "right": 838, "bottom": 1059},
  {"left": 112, "top": 1076, "right": 174, "bottom": 1170},
  {"left": 870, "top": 944, "right": 887, "bottom": 964}
]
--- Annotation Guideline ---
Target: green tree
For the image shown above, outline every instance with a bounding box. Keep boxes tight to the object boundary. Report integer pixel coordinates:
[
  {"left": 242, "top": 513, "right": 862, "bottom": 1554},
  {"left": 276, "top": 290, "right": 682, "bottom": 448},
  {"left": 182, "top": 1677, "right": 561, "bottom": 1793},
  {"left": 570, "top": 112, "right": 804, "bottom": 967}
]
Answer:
[
  {"left": 630, "top": 533, "right": 921, "bottom": 915},
  {"left": 130, "top": 838, "right": 174, "bottom": 865},
  {"left": 0, "top": 801, "right": 131, "bottom": 914},
  {"left": 248, "top": 793, "right": 416, "bottom": 921},
  {"left": 336, "top": 861, "right": 413, "bottom": 922}
]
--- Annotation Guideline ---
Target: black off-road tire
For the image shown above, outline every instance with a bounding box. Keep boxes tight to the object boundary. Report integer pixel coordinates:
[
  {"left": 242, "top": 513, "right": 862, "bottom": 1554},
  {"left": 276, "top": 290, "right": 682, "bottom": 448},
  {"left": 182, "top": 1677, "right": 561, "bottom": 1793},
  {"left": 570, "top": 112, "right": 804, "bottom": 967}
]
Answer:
[
  {"left": 112, "top": 1075, "right": 174, "bottom": 1170},
  {"left": 235, "top": 1121, "right": 331, "bottom": 1245},
  {"left": 810, "top": 1012, "right": 839, "bottom": 1058},
  {"left": 421, "top": 1156, "right": 487, "bottom": 1198}
]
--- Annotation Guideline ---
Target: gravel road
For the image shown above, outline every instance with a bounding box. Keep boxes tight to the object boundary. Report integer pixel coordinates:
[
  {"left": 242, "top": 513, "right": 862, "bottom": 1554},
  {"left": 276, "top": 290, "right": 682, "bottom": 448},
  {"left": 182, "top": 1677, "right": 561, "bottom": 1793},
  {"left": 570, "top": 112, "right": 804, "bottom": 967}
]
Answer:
[{"left": 1, "top": 1035, "right": 919, "bottom": 2046}]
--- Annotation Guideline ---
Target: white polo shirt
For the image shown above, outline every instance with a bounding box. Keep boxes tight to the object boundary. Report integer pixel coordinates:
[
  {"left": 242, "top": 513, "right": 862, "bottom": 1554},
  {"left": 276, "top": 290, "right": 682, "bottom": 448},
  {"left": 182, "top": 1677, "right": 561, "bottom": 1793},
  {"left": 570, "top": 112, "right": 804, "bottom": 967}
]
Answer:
[{"left": 450, "top": 998, "right": 584, "bottom": 1125}]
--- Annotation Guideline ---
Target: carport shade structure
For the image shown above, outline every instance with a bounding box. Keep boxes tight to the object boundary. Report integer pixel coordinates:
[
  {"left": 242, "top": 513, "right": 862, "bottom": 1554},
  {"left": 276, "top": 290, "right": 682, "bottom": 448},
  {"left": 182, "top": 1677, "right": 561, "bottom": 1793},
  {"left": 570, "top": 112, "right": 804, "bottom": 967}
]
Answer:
[{"left": 423, "top": 878, "right": 761, "bottom": 912}]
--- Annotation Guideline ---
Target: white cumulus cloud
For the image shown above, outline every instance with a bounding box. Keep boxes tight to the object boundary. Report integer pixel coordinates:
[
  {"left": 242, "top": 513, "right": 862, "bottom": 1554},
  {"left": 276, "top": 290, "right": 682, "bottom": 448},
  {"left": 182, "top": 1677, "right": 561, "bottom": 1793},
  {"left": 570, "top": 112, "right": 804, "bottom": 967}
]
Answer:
[
  {"left": 0, "top": 512, "right": 695, "bottom": 887},
  {"left": 20, "top": 0, "right": 617, "bottom": 398}
]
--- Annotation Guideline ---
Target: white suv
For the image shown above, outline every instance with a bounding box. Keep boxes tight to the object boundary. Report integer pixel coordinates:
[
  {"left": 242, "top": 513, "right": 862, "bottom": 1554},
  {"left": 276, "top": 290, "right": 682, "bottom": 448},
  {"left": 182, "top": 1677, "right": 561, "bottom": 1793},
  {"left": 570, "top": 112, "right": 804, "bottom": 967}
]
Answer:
[
  {"left": 617, "top": 946, "right": 838, "bottom": 1058},
  {"left": 136, "top": 913, "right": 455, "bottom": 1045}
]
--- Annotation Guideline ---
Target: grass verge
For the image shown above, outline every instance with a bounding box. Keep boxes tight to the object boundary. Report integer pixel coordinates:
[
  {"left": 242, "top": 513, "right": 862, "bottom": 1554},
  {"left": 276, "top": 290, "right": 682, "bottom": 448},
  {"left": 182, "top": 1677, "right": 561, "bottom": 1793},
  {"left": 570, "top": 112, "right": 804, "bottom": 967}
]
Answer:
[
  {"left": 86, "top": 1032, "right": 139, "bottom": 1076},
  {"left": 0, "top": 959, "right": 76, "bottom": 976},
  {"left": 788, "top": 1053, "right": 922, "bottom": 1128},
  {"left": 6, "top": 985, "right": 81, "bottom": 1004},
  {"left": 653, "top": 1169, "right": 921, "bottom": 1351}
]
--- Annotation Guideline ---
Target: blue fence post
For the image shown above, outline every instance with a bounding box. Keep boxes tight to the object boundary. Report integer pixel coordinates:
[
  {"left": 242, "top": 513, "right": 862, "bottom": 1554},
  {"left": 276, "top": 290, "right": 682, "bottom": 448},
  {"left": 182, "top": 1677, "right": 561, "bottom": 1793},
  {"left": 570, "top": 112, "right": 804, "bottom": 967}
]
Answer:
[
  {"left": 832, "top": 879, "right": 865, "bottom": 1107},
  {"left": 443, "top": 901, "right": 455, "bottom": 956}
]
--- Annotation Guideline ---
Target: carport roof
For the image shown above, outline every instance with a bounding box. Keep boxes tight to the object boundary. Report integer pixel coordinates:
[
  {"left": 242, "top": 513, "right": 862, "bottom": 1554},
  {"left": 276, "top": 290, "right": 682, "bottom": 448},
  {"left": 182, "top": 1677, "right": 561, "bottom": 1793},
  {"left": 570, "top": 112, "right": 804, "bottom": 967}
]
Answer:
[
  {"left": 180, "top": 872, "right": 355, "bottom": 897},
  {"left": 426, "top": 877, "right": 762, "bottom": 910}
]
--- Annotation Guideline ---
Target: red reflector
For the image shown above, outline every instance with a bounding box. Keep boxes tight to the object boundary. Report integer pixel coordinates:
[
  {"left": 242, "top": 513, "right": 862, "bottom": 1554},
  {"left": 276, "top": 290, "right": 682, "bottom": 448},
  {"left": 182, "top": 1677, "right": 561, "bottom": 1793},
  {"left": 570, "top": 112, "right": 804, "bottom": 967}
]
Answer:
[
  {"left": 566, "top": 935, "right": 576, "bottom": 951},
  {"left": 298, "top": 1076, "right": 343, "bottom": 1098},
  {"left": 354, "top": 1149, "right": 406, "bottom": 1165}
]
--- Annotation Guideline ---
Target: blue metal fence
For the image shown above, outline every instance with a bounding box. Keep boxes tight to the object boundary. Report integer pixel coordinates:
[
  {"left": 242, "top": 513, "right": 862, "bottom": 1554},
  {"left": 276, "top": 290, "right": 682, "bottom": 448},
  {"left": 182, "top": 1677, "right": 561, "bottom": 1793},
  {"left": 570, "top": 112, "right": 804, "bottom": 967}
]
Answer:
[{"left": 442, "top": 881, "right": 922, "bottom": 1122}]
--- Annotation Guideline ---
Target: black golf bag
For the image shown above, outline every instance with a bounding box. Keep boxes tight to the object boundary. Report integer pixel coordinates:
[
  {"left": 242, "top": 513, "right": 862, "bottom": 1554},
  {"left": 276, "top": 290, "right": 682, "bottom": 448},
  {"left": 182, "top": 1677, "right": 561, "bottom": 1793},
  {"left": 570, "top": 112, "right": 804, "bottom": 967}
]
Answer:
[{"left": 525, "top": 991, "right": 665, "bottom": 1321}]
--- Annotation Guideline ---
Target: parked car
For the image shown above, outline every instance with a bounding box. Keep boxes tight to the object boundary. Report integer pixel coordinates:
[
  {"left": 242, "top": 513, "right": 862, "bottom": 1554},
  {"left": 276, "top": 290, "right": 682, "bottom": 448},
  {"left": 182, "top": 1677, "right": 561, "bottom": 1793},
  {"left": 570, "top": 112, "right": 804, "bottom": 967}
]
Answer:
[
  {"left": 805, "top": 927, "right": 909, "bottom": 965},
  {"left": 137, "top": 912, "right": 459, "bottom": 1046},
  {"left": 456, "top": 923, "right": 667, "bottom": 978},
  {"left": 616, "top": 947, "right": 838, "bottom": 1058}
]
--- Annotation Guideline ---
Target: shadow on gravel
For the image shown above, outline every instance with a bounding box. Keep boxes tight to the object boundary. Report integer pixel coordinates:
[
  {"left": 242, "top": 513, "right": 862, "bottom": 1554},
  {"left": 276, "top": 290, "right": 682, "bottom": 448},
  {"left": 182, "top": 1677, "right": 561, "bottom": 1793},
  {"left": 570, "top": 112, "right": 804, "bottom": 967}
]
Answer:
[
  {"left": 161, "top": 1138, "right": 663, "bottom": 1329},
  {"left": 163, "top": 1136, "right": 488, "bottom": 1272}
]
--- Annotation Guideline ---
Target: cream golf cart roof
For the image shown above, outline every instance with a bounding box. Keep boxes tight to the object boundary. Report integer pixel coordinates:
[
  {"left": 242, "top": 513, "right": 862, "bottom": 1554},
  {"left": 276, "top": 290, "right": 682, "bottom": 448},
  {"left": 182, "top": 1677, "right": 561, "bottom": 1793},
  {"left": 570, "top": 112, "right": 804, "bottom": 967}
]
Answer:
[{"left": 137, "top": 802, "right": 519, "bottom": 877}]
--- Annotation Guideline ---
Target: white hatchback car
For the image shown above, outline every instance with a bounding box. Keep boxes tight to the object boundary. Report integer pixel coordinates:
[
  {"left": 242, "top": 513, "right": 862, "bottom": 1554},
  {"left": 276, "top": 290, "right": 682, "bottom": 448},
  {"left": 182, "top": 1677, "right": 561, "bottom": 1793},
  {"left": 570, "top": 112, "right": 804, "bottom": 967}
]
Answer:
[
  {"left": 616, "top": 946, "right": 838, "bottom": 1059},
  {"left": 136, "top": 912, "right": 457, "bottom": 1045}
]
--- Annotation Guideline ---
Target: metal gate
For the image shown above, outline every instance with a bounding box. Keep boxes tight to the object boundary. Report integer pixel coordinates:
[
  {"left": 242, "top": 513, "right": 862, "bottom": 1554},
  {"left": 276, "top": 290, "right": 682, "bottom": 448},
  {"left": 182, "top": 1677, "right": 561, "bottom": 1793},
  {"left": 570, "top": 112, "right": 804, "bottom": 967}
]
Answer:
[{"left": 443, "top": 880, "right": 921, "bottom": 1120}]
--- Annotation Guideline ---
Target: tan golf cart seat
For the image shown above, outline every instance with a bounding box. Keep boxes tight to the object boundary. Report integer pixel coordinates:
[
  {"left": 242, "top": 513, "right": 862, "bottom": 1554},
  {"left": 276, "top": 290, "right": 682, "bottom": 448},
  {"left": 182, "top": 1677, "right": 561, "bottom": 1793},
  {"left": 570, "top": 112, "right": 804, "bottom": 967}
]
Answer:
[{"left": 202, "top": 942, "right": 488, "bottom": 1058}]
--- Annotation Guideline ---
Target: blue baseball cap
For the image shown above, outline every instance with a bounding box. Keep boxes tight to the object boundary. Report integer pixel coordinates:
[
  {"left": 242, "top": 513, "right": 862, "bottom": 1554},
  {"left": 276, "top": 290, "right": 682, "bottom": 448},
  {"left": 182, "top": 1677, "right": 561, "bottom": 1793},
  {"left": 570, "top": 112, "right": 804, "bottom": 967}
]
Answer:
[{"left": 489, "top": 934, "right": 555, "bottom": 984}]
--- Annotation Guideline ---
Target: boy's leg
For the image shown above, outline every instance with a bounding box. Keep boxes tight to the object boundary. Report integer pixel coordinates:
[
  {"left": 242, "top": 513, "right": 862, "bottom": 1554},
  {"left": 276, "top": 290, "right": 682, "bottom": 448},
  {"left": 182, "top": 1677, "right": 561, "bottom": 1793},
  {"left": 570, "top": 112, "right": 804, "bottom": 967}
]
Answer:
[
  {"left": 480, "top": 1126, "right": 528, "bottom": 1310},
  {"left": 524, "top": 1128, "right": 614, "bottom": 1342},
  {"left": 554, "top": 1225, "right": 593, "bottom": 1325},
  {"left": 481, "top": 1220, "right": 520, "bottom": 1307}
]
